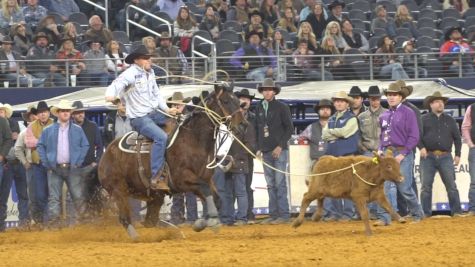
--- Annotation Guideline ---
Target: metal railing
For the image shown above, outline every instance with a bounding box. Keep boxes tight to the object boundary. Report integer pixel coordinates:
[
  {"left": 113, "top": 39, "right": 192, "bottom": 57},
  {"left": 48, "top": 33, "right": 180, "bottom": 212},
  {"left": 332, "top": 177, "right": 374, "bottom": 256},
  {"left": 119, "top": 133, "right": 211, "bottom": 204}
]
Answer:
[
  {"left": 79, "top": 0, "right": 109, "bottom": 29},
  {"left": 191, "top": 35, "right": 217, "bottom": 82},
  {"left": 126, "top": 5, "right": 172, "bottom": 39}
]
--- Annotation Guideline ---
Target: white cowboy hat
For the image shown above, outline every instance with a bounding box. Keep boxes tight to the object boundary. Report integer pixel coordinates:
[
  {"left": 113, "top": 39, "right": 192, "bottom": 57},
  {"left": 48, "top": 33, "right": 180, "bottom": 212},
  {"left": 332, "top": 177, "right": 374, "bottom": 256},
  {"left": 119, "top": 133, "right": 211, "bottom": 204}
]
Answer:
[
  {"left": 50, "top": 99, "right": 75, "bottom": 117},
  {"left": 0, "top": 103, "right": 13, "bottom": 118}
]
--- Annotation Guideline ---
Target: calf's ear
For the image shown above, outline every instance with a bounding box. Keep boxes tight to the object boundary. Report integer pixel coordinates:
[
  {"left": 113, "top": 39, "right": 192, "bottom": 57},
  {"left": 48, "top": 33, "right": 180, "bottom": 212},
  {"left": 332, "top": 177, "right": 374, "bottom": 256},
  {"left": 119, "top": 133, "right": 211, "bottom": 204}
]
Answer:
[{"left": 372, "top": 151, "right": 382, "bottom": 164}]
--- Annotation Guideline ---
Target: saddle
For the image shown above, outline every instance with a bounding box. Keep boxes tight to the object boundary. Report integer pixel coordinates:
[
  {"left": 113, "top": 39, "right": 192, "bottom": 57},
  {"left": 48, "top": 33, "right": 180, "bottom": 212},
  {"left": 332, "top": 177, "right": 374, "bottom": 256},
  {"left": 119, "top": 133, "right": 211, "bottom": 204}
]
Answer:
[{"left": 119, "top": 131, "right": 153, "bottom": 154}]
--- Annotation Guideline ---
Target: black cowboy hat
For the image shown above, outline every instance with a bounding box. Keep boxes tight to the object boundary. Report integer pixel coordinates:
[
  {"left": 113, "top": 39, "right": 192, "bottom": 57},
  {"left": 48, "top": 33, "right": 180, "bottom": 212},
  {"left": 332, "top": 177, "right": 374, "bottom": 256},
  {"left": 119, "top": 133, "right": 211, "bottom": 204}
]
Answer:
[
  {"left": 348, "top": 86, "right": 366, "bottom": 98},
  {"left": 313, "top": 98, "right": 335, "bottom": 113},
  {"left": 234, "top": 89, "right": 255, "bottom": 99},
  {"left": 85, "top": 38, "right": 104, "bottom": 47},
  {"left": 33, "top": 32, "right": 49, "bottom": 43},
  {"left": 125, "top": 44, "right": 153, "bottom": 64},
  {"left": 367, "top": 85, "right": 382, "bottom": 97},
  {"left": 444, "top": 26, "right": 463, "bottom": 41},
  {"left": 257, "top": 78, "right": 281, "bottom": 95},
  {"left": 423, "top": 91, "right": 449, "bottom": 109},
  {"left": 21, "top": 105, "right": 37, "bottom": 122},
  {"left": 36, "top": 100, "right": 50, "bottom": 113},
  {"left": 248, "top": 9, "right": 263, "bottom": 19},
  {"left": 246, "top": 30, "right": 263, "bottom": 41},
  {"left": 0, "top": 36, "right": 14, "bottom": 45},
  {"left": 328, "top": 0, "right": 346, "bottom": 10},
  {"left": 72, "top": 100, "right": 88, "bottom": 112}
]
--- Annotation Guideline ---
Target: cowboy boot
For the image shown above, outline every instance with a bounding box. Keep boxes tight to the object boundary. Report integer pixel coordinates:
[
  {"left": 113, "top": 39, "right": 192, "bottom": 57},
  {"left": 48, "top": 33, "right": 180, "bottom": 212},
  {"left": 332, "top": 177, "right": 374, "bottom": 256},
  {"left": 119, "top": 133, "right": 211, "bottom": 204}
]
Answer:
[{"left": 150, "top": 171, "right": 170, "bottom": 192}]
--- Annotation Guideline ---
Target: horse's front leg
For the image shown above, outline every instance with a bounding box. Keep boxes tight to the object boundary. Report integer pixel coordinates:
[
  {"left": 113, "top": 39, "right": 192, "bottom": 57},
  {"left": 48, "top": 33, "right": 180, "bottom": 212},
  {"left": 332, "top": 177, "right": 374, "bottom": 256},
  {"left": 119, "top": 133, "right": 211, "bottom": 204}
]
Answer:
[
  {"left": 192, "top": 181, "right": 221, "bottom": 233},
  {"left": 143, "top": 193, "right": 165, "bottom": 227},
  {"left": 111, "top": 186, "right": 138, "bottom": 240}
]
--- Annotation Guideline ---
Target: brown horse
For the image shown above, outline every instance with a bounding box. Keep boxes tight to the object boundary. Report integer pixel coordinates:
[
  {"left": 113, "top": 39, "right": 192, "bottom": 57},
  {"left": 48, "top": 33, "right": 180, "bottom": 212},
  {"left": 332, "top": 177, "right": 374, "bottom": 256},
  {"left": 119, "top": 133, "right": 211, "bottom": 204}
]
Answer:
[{"left": 98, "top": 84, "right": 244, "bottom": 239}]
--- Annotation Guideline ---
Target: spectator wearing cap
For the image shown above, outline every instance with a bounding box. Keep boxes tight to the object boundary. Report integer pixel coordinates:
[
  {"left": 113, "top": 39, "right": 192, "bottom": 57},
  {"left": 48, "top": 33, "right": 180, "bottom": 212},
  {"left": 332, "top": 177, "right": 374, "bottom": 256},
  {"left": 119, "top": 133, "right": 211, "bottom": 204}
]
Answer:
[
  {"left": 0, "top": 104, "right": 13, "bottom": 232},
  {"left": 419, "top": 91, "right": 463, "bottom": 218},
  {"left": 174, "top": 6, "right": 198, "bottom": 56},
  {"left": 245, "top": 10, "right": 274, "bottom": 40},
  {"left": 400, "top": 40, "right": 428, "bottom": 78},
  {"left": 327, "top": 0, "right": 348, "bottom": 23},
  {"left": 156, "top": 32, "right": 188, "bottom": 82},
  {"left": 26, "top": 32, "right": 65, "bottom": 86},
  {"left": 84, "top": 15, "right": 113, "bottom": 46},
  {"left": 0, "top": 103, "right": 30, "bottom": 230},
  {"left": 440, "top": 26, "right": 475, "bottom": 77},
  {"left": 199, "top": 4, "right": 223, "bottom": 40},
  {"left": 12, "top": 23, "right": 31, "bottom": 56},
  {"left": 378, "top": 82, "right": 424, "bottom": 224},
  {"left": 22, "top": 0, "right": 48, "bottom": 29},
  {"left": 46, "top": 0, "right": 79, "bottom": 21},
  {"left": 234, "top": 88, "right": 258, "bottom": 223},
  {"left": 299, "top": 98, "right": 334, "bottom": 161},
  {"left": 322, "top": 91, "right": 359, "bottom": 221},
  {"left": 36, "top": 15, "right": 61, "bottom": 46},
  {"left": 292, "top": 38, "right": 333, "bottom": 81},
  {"left": 231, "top": 31, "right": 277, "bottom": 81},
  {"left": 83, "top": 39, "right": 110, "bottom": 86},
  {"left": 24, "top": 101, "right": 53, "bottom": 227},
  {"left": 371, "top": 5, "right": 397, "bottom": 38},
  {"left": 341, "top": 19, "right": 369, "bottom": 53},
  {"left": 255, "top": 79, "right": 294, "bottom": 225},
  {"left": 358, "top": 86, "right": 385, "bottom": 156},
  {"left": 37, "top": 99, "right": 89, "bottom": 228},
  {"left": 226, "top": 0, "right": 249, "bottom": 24},
  {"left": 374, "top": 35, "right": 409, "bottom": 80},
  {"left": 305, "top": 3, "right": 328, "bottom": 41},
  {"left": 348, "top": 86, "right": 367, "bottom": 116},
  {"left": 0, "top": 0, "right": 25, "bottom": 31},
  {"left": 56, "top": 37, "right": 85, "bottom": 80}
]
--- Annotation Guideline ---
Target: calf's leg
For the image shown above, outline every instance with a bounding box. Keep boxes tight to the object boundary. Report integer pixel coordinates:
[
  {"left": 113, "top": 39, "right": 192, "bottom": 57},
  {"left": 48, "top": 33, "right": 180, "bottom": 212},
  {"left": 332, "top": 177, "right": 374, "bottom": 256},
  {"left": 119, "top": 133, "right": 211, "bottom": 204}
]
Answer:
[
  {"left": 353, "top": 198, "right": 372, "bottom": 236},
  {"left": 375, "top": 192, "right": 406, "bottom": 224},
  {"left": 311, "top": 198, "right": 324, "bottom": 222},
  {"left": 292, "top": 191, "right": 317, "bottom": 228}
]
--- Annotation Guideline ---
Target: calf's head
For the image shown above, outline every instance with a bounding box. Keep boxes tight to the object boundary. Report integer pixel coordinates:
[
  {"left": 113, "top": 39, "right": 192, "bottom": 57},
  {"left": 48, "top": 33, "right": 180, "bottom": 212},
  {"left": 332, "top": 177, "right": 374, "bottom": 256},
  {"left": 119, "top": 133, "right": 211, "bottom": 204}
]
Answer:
[{"left": 373, "top": 151, "right": 404, "bottom": 183}]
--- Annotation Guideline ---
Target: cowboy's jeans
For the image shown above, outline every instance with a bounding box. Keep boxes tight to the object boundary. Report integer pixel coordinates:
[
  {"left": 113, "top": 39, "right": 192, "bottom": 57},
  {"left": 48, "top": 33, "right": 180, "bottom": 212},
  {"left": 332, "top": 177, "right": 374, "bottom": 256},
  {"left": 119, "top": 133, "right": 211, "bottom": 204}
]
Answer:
[
  {"left": 420, "top": 153, "right": 462, "bottom": 216},
  {"left": 3, "top": 161, "right": 29, "bottom": 223},
  {"left": 468, "top": 147, "right": 475, "bottom": 212},
  {"left": 30, "top": 163, "right": 49, "bottom": 224},
  {"left": 130, "top": 110, "right": 168, "bottom": 178},
  {"left": 262, "top": 150, "right": 290, "bottom": 220}
]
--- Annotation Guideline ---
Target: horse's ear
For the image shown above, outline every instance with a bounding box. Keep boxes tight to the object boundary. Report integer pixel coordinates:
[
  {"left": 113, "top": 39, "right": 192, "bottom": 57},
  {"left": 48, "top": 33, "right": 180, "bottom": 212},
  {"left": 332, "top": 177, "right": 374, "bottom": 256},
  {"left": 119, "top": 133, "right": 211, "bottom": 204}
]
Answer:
[{"left": 214, "top": 83, "right": 223, "bottom": 94}]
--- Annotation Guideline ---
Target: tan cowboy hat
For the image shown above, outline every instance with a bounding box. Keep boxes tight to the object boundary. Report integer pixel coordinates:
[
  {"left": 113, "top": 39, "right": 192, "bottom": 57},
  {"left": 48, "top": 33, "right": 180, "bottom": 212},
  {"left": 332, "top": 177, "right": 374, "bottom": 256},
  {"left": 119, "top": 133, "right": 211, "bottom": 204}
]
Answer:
[
  {"left": 383, "top": 82, "right": 409, "bottom": 98},
  {"left": 50, "top": 99, "right": 75, "bottom": 117},
  {"left": 257, "top": 78, "right": 281, "bottom": 95},
  {"left": 0, "top": 103, "right": 13, "bottom": 118},
  {"left": 170, "top": 91, "right": 191, "bottom": 103},
  {"left": 394, "top": 80, "right": 413, "bottom": 98},
  {"left": 423, "top": 91, "right": 449, "bottom": 109},
  {"left": 331, "top": 91, "right": 353, "bottom": 104}
]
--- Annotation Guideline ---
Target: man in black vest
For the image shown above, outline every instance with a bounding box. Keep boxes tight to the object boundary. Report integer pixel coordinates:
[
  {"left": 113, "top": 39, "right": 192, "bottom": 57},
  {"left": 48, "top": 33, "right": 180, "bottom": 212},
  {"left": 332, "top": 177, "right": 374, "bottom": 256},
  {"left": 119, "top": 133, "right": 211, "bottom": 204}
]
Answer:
[
  {"left": 230, "top": 31, "right": 277, "bottom": 81},
  {"left": 341, "top": 19, "right": 369, "bottom": 53},
  {"left": 255, "top": 79, "right": 293, "bottom": 225},
  {"left": 156, "top": 32, "right": 188, "bottom": 84}
]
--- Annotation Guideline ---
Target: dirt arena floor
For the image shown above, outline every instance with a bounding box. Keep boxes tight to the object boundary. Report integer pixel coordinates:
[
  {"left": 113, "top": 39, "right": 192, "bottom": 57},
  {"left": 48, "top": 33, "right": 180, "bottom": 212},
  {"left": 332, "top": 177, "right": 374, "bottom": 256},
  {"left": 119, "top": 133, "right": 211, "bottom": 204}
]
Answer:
[{"left": 1, "top": 216, "right": 474, "bottom": 266}]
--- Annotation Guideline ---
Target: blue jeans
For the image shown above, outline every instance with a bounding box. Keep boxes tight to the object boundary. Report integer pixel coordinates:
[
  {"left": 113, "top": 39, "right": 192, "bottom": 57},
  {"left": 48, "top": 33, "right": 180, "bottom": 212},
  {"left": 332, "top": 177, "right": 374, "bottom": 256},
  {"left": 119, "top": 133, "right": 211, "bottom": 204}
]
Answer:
[
  {"left": 323, "top": 198, "right": 355, "bottom": 220},
  {"left": 213, "top": 168, "right": 233, "bottom": 224},
  {"left": 381, "top": 150, "right": 423, "bottom": 220},
  {"left": 375, "top": 181, "right": 398, "bottom": 224},
  {"left": 468, "top": 147, "right": 475, "bottom": 212},
  {"left": 47, "top": 167, "right": 86, "bottom": 223},
  {"left": 420, "top": 153, "right": 462, "bottom": 216},
  {"left": 262, "top": 150, "right": 290, "bottom": 220},
  {"left": 379, "top": 63, "right": 409, "bottom": 80},
  {"left": 4, "top": 161, "right": 29, "bottom": 223},
  {"left": 30, "top": 163, "right": 49, "bottom": 224},
  {"left": 246, "top": 66, "right": 277, "bottom": 81},
  {"left": 170, "top": 192, "right": 198, "bottom": 224},
  {"left": 0, "top": 163, "right": 9, "bottom": 231},
  {"left": 229, "top": 173, "right": 249, "bottom": 222},
  {"left": 130, "top": 110, "right": 168, "bottom": 178}
]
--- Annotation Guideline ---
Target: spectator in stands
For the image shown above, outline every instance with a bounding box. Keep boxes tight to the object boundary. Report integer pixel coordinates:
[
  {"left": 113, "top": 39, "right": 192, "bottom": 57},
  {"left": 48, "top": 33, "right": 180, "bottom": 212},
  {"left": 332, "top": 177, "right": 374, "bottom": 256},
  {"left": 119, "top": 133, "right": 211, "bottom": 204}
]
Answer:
[
  {"left": 318, "top": 35, "right": 345, "bottom": 79},
  {"left": 272, "top": 29, "right": 293, "bottom": 55},
  {"left": 230, "top": 31, "right": 277, "bottom": 81},
  {"left": 22, "top": 0, "right": 48, "bottom": 29},
  {"left": 299, "top": 0, "right": 315, "bottom": 22},
  {"left": 36, "top": 15, "right": 61, "bottom": 47},
  {"left": 84, "top": 15, "right": 113, "bottom": 46},
  {"left": 217, "top": 0, "right": 229, "bottom": 23},
  {"left": 443, "top": 0, "right": 470, "bottom": 14},
  {"left": 156, "top": 32, "right": 188, "bottom": 83},
  {"left": 199, "top": 3, "right": 223, "bottom": 40},
  {"left": 279, "top": 0, "right": 300, "bottom": 21},
  {"left": 155, "top": 0, "right": 185, "bottom": 20},
  {"left": 142, "top": 36, "right": 159, "bottom": 57},
  {"left": 244, "top": 9, "right": 274, "bottom": 40},
  {"left": 400, "top": 40, "right": 428, "bottom": 78},
  {"left": 292, "top": 38, "right": 333, "bottom": 80},
  {"left": 419, "top": 91, "right": 463, "bottom": 217},
  {"left": 341, "top": 19, "right": 369, "bottom": 53},
  {"left": 62, "top": 22, "right": 82, "bottom": 47},
  {"left": 0, "top": 0, "right": 25, "bottom": 31},
  {"left": 295, "top": 21, "right": 318, "bottom": 52},
  {"left": 105, "top": 40, "right": 129, "bottom": 76},
  {"left": 116, "top": 0, "right": 147, "bottom": 31},
  {"left": 305, "top": 2, "right": 328, "bottom": 41},
  {"left": 374, "top": 35, "right": 409, "bottom": 80},
  {"left": 227, "top": 0, "right": 250, "bottom": 24},
  {"left": 394, "top": 5, "right": 419, "bottom": 38},
  {"left": 327, "top": 0, "right": 347, "bottom": 23},
  {"left": 46, "top": 0, "right": 79, "bottom": 21},
  {"left": 371, "top": 5, "right": 397, "bottom": 38},
  {"left": 260, "top": 0, "right": 280, "bottom": 25},
  {"left": 323, "top": 21, "right": 350, "bottom": 52},
  {"left": 83, "top": 39, "right": 109, "bottom": 86},
  {"left": 277, "top": 7, "right": 298, "bottom": 33},
  {"left": 440, "top": 26, "right": 475, "bottom": 77},
  {"left": 55, "top": 38, "right": 85, "bottom": 80},
  {"left": 12, "top": 23, "right": 31, "bottom": 56},
  {"left": 174, "top": 6, "right": 198, "bottom": 56}
]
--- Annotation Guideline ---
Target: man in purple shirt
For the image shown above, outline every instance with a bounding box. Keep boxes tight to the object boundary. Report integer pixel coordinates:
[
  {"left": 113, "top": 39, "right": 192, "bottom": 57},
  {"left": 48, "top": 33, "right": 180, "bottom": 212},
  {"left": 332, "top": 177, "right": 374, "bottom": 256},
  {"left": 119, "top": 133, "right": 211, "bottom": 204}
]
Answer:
[
  {"left": 377, "top": 82, "right": 424, "bottom": 224},
  {"left": 230, "top": 31, "right": 277, "bottom": 81}
]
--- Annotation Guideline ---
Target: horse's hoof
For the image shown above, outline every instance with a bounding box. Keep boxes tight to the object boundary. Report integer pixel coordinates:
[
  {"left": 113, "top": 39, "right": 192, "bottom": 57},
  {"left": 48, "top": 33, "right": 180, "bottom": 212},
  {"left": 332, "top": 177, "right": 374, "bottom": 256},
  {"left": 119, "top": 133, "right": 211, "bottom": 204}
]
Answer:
[
  {"left": 127, "top": 224, "right": 139, "bottom": 240},
  {"left": 207, "top": 218, "right": 221, "bottom": 233},
  {"left": 192, "top": 219, "right": 207, "bottom": 232},
  {"left": 142, "top": 221, "right": 156, "bottom": 228},
  {"left": 398, "top": 217, "right": 407, "bottom": 224}
]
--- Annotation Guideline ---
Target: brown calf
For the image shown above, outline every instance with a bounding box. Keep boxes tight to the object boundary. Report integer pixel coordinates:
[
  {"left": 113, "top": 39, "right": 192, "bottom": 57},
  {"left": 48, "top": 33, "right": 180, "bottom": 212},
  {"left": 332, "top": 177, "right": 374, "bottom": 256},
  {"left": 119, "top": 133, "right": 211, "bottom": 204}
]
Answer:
[{"left": 292, "top": 152, "right": 406, "bottom": 235}]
